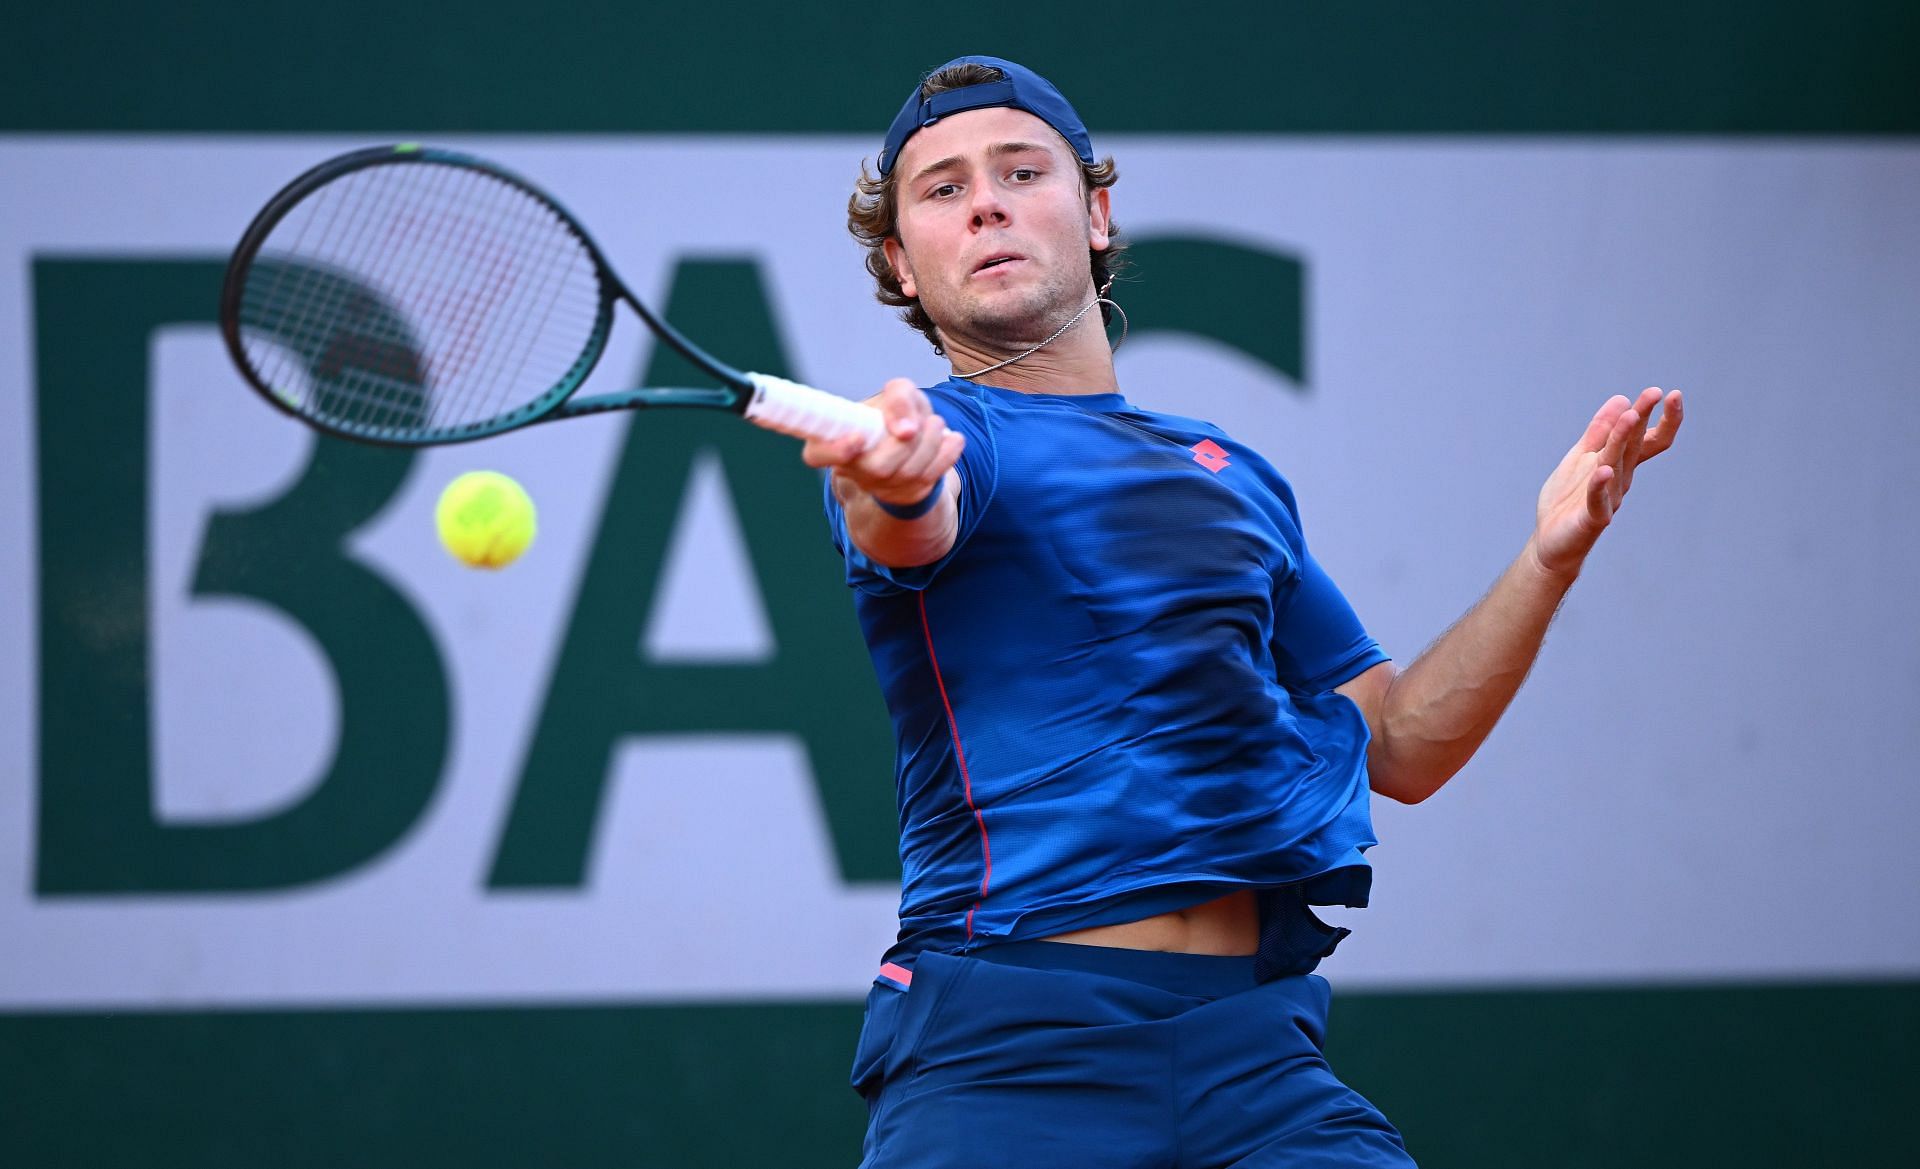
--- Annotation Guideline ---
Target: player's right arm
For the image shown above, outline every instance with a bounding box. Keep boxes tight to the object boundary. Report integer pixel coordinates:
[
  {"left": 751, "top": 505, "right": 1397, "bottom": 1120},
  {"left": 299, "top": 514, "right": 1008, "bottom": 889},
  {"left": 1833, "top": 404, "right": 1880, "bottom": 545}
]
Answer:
[{"left": 803, "top": 378, "right": 964, "bottom": 568}]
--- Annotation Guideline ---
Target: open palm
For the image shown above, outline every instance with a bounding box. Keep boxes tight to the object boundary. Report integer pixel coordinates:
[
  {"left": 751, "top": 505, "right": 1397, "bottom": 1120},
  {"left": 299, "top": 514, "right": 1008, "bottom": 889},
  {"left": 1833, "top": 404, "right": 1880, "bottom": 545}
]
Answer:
[{"left": 1533, "top": 387, "right": 1685, "bottom": 578}]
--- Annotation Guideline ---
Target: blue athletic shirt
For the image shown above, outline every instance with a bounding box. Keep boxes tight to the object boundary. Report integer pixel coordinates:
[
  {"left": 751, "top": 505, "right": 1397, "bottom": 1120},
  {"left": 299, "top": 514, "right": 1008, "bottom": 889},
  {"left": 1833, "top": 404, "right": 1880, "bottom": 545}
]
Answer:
[{"left": 825, "top": 377, "right": 1390, "bottom": 970}]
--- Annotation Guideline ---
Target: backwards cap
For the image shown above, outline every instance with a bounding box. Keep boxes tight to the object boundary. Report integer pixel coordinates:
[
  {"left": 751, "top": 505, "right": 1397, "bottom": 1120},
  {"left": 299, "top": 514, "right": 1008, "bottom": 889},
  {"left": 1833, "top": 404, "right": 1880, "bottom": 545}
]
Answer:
[{"left": 877, "top": 55, "right": 1096, "bottom": 177}]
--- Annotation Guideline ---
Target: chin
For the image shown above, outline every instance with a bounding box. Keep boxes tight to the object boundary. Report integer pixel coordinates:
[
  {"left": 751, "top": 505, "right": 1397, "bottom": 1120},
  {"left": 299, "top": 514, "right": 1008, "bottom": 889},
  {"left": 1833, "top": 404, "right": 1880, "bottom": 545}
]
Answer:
[{"left": 954, "top": 286, "right": 1068, "bottom": 344}]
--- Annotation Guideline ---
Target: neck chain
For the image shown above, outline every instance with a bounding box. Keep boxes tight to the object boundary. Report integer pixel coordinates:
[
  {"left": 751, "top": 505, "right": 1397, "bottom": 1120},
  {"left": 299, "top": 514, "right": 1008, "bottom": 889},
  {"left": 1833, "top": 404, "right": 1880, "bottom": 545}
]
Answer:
[{"left": 951, "top": 278, "right": 1129, "bottom": 380}]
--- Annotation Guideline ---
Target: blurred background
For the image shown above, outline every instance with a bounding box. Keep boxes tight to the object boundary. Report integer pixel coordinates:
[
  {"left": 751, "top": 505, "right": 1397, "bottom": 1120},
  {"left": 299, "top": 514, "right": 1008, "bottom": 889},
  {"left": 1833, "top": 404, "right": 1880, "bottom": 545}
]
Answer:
[{"left": 3, "top": 3, "right": 1916, "bottom": 1166}]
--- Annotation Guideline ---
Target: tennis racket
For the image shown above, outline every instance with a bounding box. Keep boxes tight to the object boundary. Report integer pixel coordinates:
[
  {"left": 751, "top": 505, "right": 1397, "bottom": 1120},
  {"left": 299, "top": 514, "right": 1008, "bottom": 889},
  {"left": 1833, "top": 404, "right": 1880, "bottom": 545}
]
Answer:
[{"left": 218, "top": 144, "right": 885, "bottom": 449}]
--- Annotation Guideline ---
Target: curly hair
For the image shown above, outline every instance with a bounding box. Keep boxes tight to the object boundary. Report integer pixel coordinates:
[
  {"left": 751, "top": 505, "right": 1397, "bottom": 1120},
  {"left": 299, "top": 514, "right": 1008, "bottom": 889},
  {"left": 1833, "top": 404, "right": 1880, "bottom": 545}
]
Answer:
[{"left": 847, "top": 61, "right": 1125, "bottom": 354}]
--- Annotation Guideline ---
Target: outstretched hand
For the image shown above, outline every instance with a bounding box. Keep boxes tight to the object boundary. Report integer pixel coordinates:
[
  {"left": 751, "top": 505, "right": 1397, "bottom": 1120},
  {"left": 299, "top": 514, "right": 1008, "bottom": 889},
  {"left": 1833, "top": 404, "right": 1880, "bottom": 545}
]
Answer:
[
  {"left": 1531, "top": 387, "right": 1684, "bottom": 579},
  {"left": 801, "top": 378, "right": 964, "bottom": 510}
]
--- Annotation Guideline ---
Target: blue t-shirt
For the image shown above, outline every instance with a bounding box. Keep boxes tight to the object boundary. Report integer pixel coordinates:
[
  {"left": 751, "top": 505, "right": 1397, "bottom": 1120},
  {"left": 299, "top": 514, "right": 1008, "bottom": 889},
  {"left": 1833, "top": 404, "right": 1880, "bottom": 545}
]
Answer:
[{"left": 826, "top": 378, "right": 1390, "bottom": 968}]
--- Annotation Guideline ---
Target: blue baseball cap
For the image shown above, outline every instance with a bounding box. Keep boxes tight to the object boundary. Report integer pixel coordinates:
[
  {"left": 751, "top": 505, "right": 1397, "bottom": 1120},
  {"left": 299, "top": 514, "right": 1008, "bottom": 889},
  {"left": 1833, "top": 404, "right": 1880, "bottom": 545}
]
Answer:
[{"left": 877, "top": 55, "right": 1097, "bottom": 177}]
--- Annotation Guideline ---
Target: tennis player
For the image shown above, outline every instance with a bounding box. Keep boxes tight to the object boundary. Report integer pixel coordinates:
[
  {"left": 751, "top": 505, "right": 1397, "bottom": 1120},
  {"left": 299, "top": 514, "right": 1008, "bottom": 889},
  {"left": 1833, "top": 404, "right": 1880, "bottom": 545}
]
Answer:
[{"left": 805, "top": 56, "right": 1682, "bottom": 1167}]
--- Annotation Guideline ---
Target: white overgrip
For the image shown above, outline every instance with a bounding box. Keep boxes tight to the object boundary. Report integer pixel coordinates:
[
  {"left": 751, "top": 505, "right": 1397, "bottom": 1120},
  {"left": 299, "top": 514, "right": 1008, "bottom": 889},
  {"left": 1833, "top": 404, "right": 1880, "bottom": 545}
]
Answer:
[{"left": 743, "top": 373, "right": 886, "bottom": 450}]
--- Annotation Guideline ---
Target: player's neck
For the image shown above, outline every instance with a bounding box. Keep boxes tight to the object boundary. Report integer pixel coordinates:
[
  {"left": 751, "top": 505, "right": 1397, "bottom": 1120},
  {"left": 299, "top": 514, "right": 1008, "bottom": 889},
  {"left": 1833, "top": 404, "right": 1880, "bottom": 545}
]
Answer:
[{"left": 942, "top": 312, "right": 1120, "bottom": 397}]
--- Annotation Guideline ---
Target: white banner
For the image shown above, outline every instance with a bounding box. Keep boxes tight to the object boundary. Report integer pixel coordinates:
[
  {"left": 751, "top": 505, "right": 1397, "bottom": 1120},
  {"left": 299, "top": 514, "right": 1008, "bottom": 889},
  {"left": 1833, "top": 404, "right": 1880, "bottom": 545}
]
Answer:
[{"left": 3, "top": 138, "right": 1917, "bottom": 1008}]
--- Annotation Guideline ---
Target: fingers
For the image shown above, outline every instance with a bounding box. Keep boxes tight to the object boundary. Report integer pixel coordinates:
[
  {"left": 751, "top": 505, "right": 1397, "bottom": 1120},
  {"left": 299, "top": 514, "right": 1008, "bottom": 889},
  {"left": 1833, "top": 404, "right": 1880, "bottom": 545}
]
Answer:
[
  {"left": 1638, "top": 389, "right": 1684, "bottom": 462},
  {"left": 804, "top": 379, "right": 927, "bottom": 468},
  {"left": 891, "top": 412, "right": 953, "bottom": 483},
  {"left": 1614, "top": 404, "right": 1646, "bottom": 496},
  {"left": 1577, "top": 394, "right": 1632, "bottom": 454},
  {"left": 876, "top": 377, "right": 929, "bottom": 442},
  {"left": 800, "top": 429, "right": 870, "bottom": 469},
  {"left": 1597, "top": 404, "right": 1638, "bottom": 474},
  {"left": 1611, "top": 386, "right": 1684, "bottom": 495},
  {"left": 1586, "top": 461, "right": 1617, "bottom": 525},
  {"left": 859, "top": 423, "right": 965, "bottom": 511},
  {"left": 858, "top": 411, "right": 943, "bottom": 482},
  {"left": 1539, "top": 386, "right": 1681, "bottom": 568},
  {"left": 805, "top": 378, "right": 962, "bottom": 508},
  {"left": 901, "top": 433, "right": 966, "bottom": 503},
  {"left": 1576, "top": 385, "right": 1682, "bottom": 508},
  {"left": 934, "top": 430, "right": 965, "bottom": 476}
]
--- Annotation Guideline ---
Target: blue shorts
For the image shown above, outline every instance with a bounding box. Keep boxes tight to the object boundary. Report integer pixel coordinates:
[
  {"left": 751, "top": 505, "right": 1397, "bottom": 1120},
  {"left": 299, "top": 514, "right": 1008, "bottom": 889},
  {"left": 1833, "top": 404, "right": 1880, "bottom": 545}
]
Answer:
[{"left": 851, "top": 942, "right": 1415, "bottom": 1168}]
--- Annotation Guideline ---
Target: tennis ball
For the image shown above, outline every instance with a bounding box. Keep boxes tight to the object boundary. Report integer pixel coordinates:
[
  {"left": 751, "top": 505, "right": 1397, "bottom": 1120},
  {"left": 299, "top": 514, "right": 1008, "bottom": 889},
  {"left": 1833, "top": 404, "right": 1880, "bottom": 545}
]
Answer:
[{"left": 435, "top": 471, "right": 537, "bottom": 569}]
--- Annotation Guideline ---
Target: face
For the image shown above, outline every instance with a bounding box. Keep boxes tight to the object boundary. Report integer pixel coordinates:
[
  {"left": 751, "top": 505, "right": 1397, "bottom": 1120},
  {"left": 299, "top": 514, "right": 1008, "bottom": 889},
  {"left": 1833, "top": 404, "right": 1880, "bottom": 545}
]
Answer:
[{"left": 883, "top": 106, "right": 1111, "bottom": 350}]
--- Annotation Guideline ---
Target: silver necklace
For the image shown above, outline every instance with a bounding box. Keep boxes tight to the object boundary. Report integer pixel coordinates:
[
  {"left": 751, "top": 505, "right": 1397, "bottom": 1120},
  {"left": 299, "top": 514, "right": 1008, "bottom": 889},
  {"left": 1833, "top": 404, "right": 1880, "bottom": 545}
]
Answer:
[{"left": 951, "top": 279, "right": 1129, "bottom": 380}]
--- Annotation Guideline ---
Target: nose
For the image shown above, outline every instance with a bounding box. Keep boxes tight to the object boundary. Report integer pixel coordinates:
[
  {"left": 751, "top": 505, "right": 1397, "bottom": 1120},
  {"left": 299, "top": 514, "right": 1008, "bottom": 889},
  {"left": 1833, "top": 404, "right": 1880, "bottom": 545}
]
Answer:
[{"left": 968, "top": 184, "right": 1008, "bottom": 229}]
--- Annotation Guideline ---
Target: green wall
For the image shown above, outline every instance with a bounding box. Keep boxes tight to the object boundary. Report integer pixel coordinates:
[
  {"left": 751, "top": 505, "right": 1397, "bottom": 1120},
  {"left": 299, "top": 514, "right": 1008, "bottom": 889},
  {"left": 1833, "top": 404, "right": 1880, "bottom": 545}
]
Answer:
[
  {"left": 7, "top": 982, "right": 1913, "bottom": 1166},
  {"left": 6, "top": 2, "right": 1918, "bottom": 133}
]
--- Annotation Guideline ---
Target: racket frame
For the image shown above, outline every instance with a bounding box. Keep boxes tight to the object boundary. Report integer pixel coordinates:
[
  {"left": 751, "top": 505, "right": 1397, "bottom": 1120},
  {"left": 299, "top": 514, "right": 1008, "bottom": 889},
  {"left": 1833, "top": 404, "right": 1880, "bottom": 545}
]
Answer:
[{"left": 219, "top": 144, "right": 833, "bottom": 447}]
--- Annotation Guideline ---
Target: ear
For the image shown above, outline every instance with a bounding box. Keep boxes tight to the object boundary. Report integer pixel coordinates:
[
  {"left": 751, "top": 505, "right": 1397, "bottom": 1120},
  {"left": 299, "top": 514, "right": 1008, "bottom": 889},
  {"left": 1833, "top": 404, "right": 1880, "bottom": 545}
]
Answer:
[
  {"left": 882, "top": 236, "right": 918, "bottom": 300},
  {"left": 1086, "top": 186, "right": 1112, "bottom": 252}
]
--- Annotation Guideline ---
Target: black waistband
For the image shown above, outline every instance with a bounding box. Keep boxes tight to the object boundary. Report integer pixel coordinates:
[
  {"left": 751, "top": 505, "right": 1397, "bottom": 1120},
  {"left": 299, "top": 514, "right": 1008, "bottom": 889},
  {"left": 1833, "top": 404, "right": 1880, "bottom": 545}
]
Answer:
[{"left": 1254, "top": 881, "right": 1352, "bottom": 982}]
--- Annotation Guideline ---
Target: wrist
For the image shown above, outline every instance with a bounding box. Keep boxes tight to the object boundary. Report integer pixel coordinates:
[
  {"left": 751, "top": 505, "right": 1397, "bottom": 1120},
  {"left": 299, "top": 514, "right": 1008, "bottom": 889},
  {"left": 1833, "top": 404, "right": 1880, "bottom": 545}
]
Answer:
[
  {"left": 872, "top": 475, "right": 945, "bottom": 521},
  {"left": 1521, "top": 536, "right": 1582, "bottom": 592}
]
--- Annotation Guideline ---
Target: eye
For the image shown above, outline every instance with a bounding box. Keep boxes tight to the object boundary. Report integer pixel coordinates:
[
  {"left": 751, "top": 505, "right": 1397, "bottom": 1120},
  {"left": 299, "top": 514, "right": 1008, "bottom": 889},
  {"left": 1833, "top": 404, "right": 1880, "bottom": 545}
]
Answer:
[
  {"left": 928, "top": 182, "right": 959, "bottom": 199},
  {"left": 1010, "top": 167, "right": 1039, "bottom": 182}
]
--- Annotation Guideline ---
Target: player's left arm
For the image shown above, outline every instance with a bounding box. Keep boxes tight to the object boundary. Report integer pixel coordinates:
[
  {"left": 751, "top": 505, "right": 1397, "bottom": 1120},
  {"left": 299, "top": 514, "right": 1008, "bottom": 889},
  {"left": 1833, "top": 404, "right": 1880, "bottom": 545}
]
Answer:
[{"left": 1337, "top": 386, "right": 1684, "bottom": 804}]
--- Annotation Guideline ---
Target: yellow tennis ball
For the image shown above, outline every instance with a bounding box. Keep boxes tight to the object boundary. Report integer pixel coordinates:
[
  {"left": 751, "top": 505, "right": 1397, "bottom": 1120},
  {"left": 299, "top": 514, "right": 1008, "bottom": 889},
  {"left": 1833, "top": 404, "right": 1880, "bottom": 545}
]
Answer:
[{"left": 435, "top": 471, "right": 537, "bottom": 569}]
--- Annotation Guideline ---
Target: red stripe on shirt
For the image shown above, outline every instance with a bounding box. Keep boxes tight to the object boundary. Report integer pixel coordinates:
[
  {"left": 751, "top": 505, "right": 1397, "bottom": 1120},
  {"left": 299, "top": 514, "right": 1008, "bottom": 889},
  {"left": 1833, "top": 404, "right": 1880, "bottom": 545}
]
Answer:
[{"left": 918, "top": 591, "right": 990, "bottom": 937}]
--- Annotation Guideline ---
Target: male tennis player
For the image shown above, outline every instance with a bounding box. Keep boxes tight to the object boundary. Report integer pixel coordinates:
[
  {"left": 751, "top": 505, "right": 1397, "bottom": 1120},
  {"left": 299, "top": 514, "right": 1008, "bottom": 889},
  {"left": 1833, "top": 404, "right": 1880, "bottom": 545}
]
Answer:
[{"left": 804, "top": 56, "right": 1682, "bottom": 1168}]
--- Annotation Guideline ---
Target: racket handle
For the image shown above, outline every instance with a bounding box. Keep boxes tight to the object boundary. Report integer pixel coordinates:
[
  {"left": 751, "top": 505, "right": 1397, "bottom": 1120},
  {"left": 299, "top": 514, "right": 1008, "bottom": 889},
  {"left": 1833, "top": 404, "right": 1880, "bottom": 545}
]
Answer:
[{"left": 743, "top": 373, "right": 886, "bottom": 451}]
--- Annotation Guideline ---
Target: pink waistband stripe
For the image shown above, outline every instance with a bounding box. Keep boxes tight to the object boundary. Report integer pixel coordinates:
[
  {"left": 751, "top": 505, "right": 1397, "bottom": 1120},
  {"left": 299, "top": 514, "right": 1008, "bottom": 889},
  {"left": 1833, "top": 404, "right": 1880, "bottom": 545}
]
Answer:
[{"left": 878, "top": 962, "right": 914, "bottom": 987}]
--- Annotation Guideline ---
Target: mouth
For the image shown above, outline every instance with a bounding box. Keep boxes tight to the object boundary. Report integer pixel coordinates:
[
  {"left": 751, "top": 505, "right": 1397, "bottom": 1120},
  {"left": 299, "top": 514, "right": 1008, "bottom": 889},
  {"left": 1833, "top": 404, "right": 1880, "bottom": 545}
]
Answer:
[{"left": 972, "top": 253, "right": 1025, "bottom": 276}]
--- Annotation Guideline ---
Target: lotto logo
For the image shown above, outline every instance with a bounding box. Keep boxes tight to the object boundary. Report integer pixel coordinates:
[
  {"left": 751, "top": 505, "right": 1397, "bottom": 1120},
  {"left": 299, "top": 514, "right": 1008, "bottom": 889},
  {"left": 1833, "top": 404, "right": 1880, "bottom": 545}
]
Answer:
[{"left": 1191, "top": 439, "right": 1231, "bottom": 473}]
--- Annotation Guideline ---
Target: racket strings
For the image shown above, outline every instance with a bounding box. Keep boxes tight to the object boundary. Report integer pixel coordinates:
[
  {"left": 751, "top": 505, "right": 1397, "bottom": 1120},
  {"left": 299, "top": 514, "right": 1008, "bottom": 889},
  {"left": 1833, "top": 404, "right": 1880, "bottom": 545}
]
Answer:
[
  {"left": 288, "top": 165, "right": 455, "bottom": 426},
  {"left": 248, "top": 164, "right": 459, "bottom": 428},
  {"left": 371, "top": 164, "right": 590, "bottom": 431},
  {"left": 490, "top": 191, "right": 595, "bottom": 429},
  {"left": 364, "top": 164, "right": 489, "bottom": 429},
  {"left": 403, "top": 166, "right": 528, "bottom": 430},
  {"left": 369, "top": 165, "right": 595, "bottom": 428},
  {"left": 236, "top": 159, "right": 604, "bottom": 439},
  {"left": 464, "top": 171, "right": 586, "bottom": 429}
]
